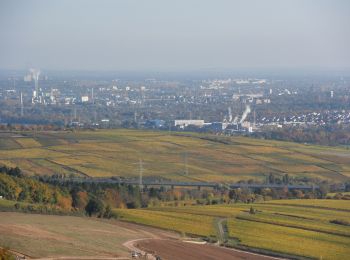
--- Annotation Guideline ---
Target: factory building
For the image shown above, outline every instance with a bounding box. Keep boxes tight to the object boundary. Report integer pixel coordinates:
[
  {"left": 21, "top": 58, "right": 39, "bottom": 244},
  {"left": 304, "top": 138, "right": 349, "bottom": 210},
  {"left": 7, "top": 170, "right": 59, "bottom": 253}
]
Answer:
[{"left": 174, "top": 120, "right": 205, "bottom": 128}]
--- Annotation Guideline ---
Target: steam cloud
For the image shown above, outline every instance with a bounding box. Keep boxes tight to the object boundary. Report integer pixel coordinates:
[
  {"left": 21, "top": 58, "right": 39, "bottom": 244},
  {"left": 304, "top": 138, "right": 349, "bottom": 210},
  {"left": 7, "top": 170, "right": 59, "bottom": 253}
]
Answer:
[{"left": 240, "top": 105, "right": 251, "bottom": 123}]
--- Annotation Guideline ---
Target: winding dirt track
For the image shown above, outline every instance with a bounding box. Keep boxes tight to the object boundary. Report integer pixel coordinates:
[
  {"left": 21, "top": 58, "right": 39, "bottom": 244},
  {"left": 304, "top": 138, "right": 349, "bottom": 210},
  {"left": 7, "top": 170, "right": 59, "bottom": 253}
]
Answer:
[
  {"left": 0, "top": 211, "right": 285, "bottom": 260},
  {"left": 126, "top": 238, "right": 285, "bottom": 260}
]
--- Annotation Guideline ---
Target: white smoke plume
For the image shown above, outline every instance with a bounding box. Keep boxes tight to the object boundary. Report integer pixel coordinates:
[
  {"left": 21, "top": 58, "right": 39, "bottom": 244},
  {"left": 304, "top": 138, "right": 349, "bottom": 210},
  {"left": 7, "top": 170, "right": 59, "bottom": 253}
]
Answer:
[
  {"left": 240, "top": 105, "right": 251, "bottom": 123},
  {"left": 30, "top": 68, "right": 40, "bottom": 81},
  {"left": 228, "top": 107, "right": 233, "bottom": 122}
]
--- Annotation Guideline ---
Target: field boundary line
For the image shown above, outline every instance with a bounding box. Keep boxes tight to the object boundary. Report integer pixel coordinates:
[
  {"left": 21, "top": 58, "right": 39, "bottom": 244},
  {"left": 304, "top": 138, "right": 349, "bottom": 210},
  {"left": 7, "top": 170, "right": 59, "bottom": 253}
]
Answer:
[
  {"left": 263, "top": 202, "right": 350, "bottom": 212},
  {"left": 236, "top": 216, "right": 350, "bottom": 238}
]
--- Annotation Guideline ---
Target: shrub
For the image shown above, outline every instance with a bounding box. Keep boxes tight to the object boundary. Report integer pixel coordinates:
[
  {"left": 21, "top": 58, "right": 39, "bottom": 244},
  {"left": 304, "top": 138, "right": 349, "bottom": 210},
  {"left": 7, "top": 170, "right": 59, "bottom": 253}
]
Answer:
[
  {"left": 249, "top": 206, "right": 256, "bottom": 214},
  {"left": 85, "top": 198, "right": 104, "bottom": 217},
  {"left": 330, "top": 219, "right": 350, "bottom": 226},
  {"left": 14, "top": 203, "right": 20, "bottom": 210},
  {"left": 0, "top": 247, "right": 14, "bottom": 260}
]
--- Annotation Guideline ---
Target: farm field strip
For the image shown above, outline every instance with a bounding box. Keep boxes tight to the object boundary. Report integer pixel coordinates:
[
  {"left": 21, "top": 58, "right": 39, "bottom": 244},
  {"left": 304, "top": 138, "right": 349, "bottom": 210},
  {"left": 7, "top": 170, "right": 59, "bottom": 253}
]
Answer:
[
  {"left": 14, "top": 138, "right": 42, "bottom": 148},
  {"left": 115, "top": 201, "right": 350, "bottom": 259},
  {"left": 114, "top": 208, "right": 216, "bottom": 237},
  {"left": 148, "top": 205, "right": 246, "bottom": 218},
  {"left": 247, "top": 204, "right": 350, "bottom": 221},
  {"left": 0, "top": 130, "right": 350, "bottom": 182},
  {"left": 236, "top": 211, "right": 350, "bottom": 237},
  {"left": 148, "top": 202, "right": 350, "bottom": 222},
  {"left": 264, "top": 199, "right": 350, "bottom": 211},
  {"left": 227, "top": 218, "right": 350, "bottom": 260}
]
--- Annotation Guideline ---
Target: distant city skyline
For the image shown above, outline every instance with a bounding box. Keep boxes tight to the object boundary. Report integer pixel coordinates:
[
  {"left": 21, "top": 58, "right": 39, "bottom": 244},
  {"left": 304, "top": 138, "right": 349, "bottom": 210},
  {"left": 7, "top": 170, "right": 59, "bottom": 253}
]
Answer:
[{"left": 0, "top": 0, "right": 349, "bottom": 71}]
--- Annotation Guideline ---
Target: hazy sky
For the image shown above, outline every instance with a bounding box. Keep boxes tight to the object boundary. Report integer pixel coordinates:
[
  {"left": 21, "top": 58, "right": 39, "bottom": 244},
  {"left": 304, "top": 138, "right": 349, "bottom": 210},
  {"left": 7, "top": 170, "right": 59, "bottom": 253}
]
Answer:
[{"left": 1, "top": 0, "right": 349, "bottom": 71}]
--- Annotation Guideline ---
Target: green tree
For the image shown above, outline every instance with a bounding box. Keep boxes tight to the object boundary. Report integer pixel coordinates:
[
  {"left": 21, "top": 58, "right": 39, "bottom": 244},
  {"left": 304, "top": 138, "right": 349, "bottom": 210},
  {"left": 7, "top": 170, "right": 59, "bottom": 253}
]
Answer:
[
  {"left": 85, "top": 198, "right": 104, "bottom": 217},
  {"left": 249, "top": 206, "right": 256, "bottom": 214},
  {"left": 103, "top": 205, "right": 113, "bottom": 219},
  {"left": 282, "top": 173, "right": 290, "bottom": 185}
]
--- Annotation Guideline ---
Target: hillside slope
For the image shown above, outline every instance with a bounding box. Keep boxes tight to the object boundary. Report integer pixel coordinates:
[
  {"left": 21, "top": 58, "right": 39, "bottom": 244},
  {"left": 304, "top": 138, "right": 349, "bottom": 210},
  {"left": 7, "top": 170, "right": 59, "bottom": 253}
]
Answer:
[{"left": 0, "top": 130, "right": 349, "bottom": 183}]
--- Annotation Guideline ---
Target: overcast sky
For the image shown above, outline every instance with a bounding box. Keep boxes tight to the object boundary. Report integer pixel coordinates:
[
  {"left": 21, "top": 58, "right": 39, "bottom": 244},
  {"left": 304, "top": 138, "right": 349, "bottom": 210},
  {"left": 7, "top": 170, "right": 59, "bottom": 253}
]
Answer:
[{"left": 0, "top": 0, "right": 349, "bottom": 71}]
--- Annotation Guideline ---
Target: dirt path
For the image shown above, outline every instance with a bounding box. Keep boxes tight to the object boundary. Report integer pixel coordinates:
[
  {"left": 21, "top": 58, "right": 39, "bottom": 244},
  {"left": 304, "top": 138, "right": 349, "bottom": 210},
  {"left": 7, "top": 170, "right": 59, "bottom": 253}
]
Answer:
[
  {"left": 133, "top": 239, "right": 286, "bottom": 260},
  {"left": 1, "top": 246, "right": 32, "bottom": 259},
  {"left": 123, "top": 238, "right": 157, "bottom": 260},
  {"left": 0, "top": 212, "right": 179, "bottom": 259},
  {"left": 38, "top": 257, "right": 129, "bottom": 260},
  {"left": 216, "top": 218, "right": 226, "bottom": 244},
  {"left": 122, "top": 219, "right": 286, "bottom": 260}
]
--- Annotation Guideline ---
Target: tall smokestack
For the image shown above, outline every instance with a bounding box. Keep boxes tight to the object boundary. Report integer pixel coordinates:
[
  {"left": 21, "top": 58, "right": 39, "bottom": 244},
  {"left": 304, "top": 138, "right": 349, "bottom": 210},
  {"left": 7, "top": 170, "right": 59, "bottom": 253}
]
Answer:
[
  {"left": 228, "top": 107, "right": 233, "bottom": 122},
  {"left": 30, "top": 69, "right": 40, "bottom": 97},
  {"left": 20, "top": 92, "right": 24, "bottom": 117}
]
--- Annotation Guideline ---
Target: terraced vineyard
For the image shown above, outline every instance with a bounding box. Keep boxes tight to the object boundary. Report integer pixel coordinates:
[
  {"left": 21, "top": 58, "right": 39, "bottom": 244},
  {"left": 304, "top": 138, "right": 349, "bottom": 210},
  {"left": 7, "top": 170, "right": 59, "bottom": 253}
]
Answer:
[
  {"left": 115, "top": 200, "right": 350, "bottom": 260},
  {"left": 0, "top": 129, "right": 350, "bottom": 182}
]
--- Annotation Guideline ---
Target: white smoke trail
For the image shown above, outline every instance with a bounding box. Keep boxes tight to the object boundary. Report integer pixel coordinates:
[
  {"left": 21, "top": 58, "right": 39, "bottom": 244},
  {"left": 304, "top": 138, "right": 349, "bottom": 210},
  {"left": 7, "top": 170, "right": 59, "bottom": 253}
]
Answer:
[
  {"left": 228, "top": 107, "right": 233, "bottom": 122},
  {"left": 240, "top": 105, "right": 251, "bottom": 123}
]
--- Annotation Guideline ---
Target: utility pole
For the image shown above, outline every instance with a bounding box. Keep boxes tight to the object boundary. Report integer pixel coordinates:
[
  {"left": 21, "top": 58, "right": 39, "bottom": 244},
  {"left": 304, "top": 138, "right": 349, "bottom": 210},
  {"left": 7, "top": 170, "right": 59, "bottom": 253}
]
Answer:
[
  {"left": 74, "top": 106, "right": 77, "bottom": 121},
  {"left": 253, "top": 109, "right": 256, "bottom": 128},
  {"left": 184, "top": 152, "right": 188, "bottom": 176},
  {"left": 94, "top": 111, "right": 97, "bottom": 123},
  {"left": 139, "top": 159, "right": 143, "bottom": 190}
]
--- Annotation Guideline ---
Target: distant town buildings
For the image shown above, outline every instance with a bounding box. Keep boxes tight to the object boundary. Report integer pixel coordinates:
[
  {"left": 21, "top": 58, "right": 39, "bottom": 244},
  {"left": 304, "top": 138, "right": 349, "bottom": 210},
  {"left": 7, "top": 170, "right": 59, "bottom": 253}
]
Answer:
[
  {"left": 81, "top": 96, "right": 89, "bottom": 102},
  {"left": 174, "top": 120, "right": 205, "bottom": 128},
  {"left": 0, "top": 70, "right": 349, "bottom": 134}
]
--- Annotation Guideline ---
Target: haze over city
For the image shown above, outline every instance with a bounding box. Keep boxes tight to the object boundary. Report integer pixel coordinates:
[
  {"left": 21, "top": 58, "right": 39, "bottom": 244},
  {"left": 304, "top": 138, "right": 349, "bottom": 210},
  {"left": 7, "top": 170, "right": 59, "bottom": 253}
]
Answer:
[
  {"left": 1, "top": 0, "right": 350, "bottom": 71},
  {"left": 1, "top": 1, "right": 350, "bottom": 260}
]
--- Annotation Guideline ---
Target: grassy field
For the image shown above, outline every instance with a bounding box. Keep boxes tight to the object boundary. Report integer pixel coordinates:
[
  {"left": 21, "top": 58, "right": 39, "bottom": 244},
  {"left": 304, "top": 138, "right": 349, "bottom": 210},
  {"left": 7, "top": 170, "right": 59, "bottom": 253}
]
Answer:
[
  {"left": 115, "top": 199, "right": 350, "bottom": 260},
  {"left": 228, "top": 218, "right": 350, "bottom": 260},
  {"left": 0, "top": 129, "right": 349, "bottom": 182},
  {"left": 263, "top": 199, "right": 350, "bottom": 211},
  {"left": 1, "top": 200, "right": 349, "bottom": 259},
  {"left": 114, "top": 208, "right": 216, "bottom": 237}
]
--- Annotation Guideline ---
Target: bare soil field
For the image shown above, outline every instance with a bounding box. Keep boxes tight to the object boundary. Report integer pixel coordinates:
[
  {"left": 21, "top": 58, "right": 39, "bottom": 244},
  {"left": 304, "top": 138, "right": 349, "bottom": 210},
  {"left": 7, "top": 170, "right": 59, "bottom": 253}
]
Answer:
[
  {"left": 136, "top": 239, "right": 282, "bottom": 260},
  {"left": 0, "top": 212, "right": 176, "bottom": 258},
  {"left": 0, "top": 212, "right": 285, "bottom": 260}
]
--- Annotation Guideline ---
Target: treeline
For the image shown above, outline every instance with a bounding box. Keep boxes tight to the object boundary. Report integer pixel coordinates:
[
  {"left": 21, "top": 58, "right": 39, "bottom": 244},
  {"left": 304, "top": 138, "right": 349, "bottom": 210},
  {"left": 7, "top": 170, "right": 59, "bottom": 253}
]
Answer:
[
  {"left": 0, "top": 167, "right": 346, "bottom": 218},
  {"left": 1, "top": 167, "right": 219, "bottom": 216},
  {"left": 0, "top": 167, "right": 72, "bottom": 210},
  {"left": 0, "top": 123, "right": 64, "bottom": 131},
  {"left": 253, "top": 125, "right": 350, "bottom": 146},
  {"left": 0, "top": 170, "right": 134, "bottom": 217}
]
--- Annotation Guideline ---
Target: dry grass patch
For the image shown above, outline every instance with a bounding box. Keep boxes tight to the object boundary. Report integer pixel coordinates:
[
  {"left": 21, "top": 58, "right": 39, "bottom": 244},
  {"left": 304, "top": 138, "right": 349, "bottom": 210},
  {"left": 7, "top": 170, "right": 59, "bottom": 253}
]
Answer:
[{"left": 14, "top": 138, "right": 42, "bottom": 148}]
